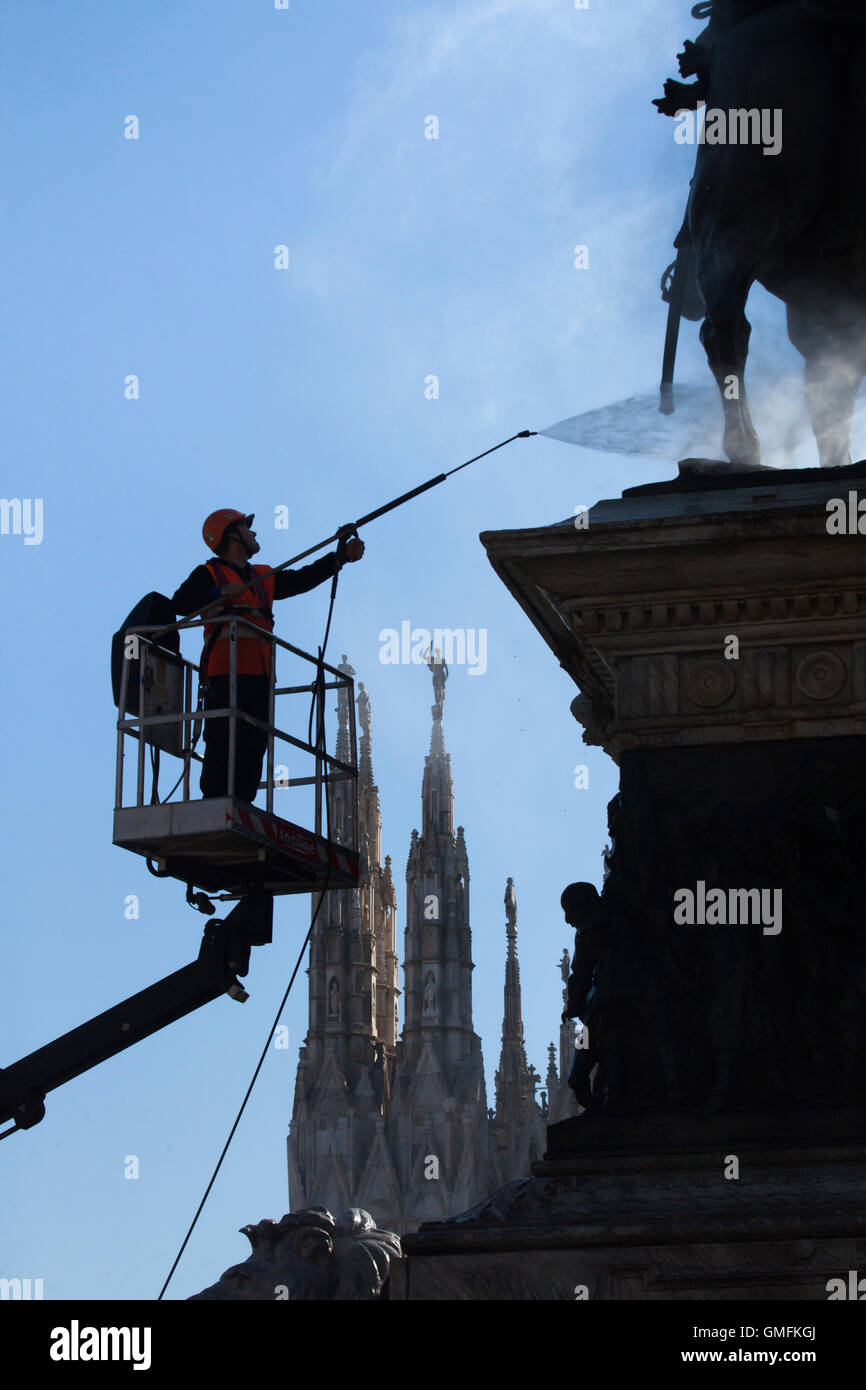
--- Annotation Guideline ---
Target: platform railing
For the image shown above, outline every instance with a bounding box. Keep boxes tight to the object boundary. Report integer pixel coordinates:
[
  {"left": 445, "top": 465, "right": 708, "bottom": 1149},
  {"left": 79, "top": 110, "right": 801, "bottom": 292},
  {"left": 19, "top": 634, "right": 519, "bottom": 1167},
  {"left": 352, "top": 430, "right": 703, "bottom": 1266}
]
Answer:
[{"left": 115, "top": 615, "right": 357, "bottom": 849}]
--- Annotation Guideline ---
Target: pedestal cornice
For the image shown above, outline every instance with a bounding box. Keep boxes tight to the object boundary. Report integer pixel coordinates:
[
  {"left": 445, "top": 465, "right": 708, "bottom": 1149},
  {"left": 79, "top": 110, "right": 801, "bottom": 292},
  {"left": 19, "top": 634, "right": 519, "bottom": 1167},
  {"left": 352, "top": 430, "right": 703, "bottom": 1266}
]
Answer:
[{"left": 480, "top": 466, "right": 866, "bottom": 757}]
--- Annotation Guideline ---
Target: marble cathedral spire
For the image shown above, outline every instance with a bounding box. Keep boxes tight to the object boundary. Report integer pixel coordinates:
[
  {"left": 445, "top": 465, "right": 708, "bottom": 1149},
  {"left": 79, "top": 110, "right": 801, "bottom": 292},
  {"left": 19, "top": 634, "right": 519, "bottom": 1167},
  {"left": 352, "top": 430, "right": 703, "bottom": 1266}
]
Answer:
[
  {"left": 287, "top": 658, "right": 399, "bottom": 1218},
  {"left": 388, "top": 651, "right": 490, "bottom": 1227},
  {"left": 547, "top": 949, "right": 578, "bottom": 1123},
  {"left": 488, "top": 878, "right": 545, "bottom": 1185},
  {"left": 289, "top": 656, "right": 547, "bottom": 1233},
  {"left": 419, "top": 645, "right": 454, "bottom": 839},
  {"left": 502, "top": 877, "right": 524, "bottom": 1049},
  {"left": 545, "top": 1042, "right": 559, "bottom": 1117},
  {"left": 355, "top": 676, "right": 398, "bottom": 1063},
  {"left": 401, "top": 648, "right": 477, "bottom": 1081}
]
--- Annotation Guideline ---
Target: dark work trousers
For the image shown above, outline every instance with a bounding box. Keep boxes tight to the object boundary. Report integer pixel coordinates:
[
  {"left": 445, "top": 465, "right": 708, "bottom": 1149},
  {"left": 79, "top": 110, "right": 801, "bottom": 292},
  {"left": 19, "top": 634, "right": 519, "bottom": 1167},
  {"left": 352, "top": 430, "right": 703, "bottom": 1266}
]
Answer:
[{"left": 200, "top": 674, "right": 270, "bottom": 802}]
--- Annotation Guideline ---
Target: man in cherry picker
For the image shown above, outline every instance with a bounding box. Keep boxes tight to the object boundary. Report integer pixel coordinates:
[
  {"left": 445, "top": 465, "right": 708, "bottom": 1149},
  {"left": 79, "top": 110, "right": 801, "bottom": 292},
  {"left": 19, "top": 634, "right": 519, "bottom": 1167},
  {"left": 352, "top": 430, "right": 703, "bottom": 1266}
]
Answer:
[{"left": 172, "top": 510, "right": 364, "bottom": 803}]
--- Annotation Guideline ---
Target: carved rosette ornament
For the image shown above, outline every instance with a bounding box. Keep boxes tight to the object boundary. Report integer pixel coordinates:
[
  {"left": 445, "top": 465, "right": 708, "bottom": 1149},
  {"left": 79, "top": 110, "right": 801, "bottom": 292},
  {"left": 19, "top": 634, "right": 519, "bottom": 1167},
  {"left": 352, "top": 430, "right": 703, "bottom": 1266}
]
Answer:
[
  {"left": 795, "top": 651, "right": 846, "bottom": 701},
  {"left": 685, "top": 659, "right": 735, "bottom": 708}
]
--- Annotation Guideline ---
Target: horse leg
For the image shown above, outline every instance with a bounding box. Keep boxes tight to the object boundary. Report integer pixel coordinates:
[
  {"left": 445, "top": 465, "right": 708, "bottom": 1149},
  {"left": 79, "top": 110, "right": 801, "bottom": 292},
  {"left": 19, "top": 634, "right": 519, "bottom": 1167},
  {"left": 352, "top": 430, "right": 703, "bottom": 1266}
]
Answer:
[
  {"left": 788, "top": 302, "right": 865, "bottom": 468},
  {"left": 698, "top": 260, "right": 761, "bottom": 469},
  {"left": 803, "top": 354, "right": 860, "bottom": 469}
]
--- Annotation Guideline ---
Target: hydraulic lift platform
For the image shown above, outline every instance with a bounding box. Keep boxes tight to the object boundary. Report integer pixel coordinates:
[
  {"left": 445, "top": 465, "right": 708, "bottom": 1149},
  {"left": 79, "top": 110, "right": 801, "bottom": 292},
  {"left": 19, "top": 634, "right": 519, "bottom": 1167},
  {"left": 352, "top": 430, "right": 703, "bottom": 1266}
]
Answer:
[
  {"left": 113, "top": 796, "right": 359, "bottom": 896},
  {"left": 113, "top": 616, "right": 359, "bottom": 899},
  {"left": 0, "top": 619, "right": 360, "bottom": 1141}
]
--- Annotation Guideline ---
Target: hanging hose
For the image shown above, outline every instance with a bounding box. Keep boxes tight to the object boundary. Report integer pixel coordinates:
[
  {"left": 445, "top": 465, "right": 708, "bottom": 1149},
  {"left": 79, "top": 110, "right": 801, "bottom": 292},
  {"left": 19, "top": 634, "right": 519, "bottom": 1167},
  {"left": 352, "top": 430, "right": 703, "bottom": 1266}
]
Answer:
[
  {"left": 146, "top": 858, "right": 172, "bottom": 878},
  {"left": 157, "top": 567, "right": 343, "bottom": 1299},
  {"left": 150, "top": 432, "right": 544, "bottom": 1294}
]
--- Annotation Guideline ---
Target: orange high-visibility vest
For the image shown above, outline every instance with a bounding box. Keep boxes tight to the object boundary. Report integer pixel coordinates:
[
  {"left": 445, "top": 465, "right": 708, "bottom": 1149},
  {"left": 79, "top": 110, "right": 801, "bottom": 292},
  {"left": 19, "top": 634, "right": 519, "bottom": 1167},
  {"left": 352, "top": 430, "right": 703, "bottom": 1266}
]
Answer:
[{"left": 202, "top": 560, "right": 276, "bottom": 679}]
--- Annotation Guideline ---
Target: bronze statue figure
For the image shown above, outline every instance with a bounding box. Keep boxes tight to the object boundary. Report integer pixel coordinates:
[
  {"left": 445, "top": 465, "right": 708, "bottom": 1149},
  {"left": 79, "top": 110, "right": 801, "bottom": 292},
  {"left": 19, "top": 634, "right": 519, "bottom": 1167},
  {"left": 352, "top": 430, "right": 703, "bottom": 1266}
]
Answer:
[{"left": 656, "top": 1, "right": 866, "bottom": 469}]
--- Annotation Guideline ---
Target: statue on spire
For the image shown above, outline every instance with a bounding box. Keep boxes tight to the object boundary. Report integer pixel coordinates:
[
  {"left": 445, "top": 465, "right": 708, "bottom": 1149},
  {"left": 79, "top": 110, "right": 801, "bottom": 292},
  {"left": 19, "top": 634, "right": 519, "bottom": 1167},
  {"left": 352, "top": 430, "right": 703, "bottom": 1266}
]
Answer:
[
  {"left": 357, "top": 681, "right": 371, "bottom": 742},
  {"left": 504, "top": 877, "right": 517, "bottom": 934},
  {"left": 424, "top": 645, "right": 449, "bottom": 717},
  {"left": 337, "top": 655, "right": 356, "bottom": 728}
]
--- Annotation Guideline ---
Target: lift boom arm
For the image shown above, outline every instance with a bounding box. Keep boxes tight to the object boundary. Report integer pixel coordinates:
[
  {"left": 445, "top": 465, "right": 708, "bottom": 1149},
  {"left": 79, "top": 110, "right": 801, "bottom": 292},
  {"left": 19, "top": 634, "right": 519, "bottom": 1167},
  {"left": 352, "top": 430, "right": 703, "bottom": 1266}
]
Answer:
[{"left": 0, "top": 895, "right": 273, "bottom": 1138}]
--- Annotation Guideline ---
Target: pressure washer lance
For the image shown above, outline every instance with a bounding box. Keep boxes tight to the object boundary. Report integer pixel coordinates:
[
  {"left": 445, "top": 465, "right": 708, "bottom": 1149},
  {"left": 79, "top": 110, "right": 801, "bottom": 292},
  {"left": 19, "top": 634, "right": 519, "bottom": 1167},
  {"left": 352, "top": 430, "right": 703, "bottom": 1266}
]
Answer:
[{"left": 150, "top": 429, "right": 537, "bottom": 644}]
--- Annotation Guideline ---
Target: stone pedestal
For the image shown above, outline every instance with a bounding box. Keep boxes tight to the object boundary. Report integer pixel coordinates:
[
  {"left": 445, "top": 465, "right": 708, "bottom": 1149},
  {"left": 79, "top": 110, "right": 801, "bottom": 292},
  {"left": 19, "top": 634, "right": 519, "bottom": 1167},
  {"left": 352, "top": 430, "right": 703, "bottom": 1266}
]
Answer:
[
  {"left": 397, "top": 1109, "right": 866, "bottom": 1300},
  {"left": 398, "top": 462, "right": 866, "bottom": 1299}
]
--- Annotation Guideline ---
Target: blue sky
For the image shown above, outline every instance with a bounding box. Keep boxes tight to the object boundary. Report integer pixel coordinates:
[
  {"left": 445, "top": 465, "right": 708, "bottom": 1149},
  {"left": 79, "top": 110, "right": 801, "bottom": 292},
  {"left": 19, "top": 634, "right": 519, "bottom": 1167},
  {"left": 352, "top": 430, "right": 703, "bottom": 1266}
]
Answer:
[{"left": 0, "top": 0, "right": 829, "bottom": 1300}]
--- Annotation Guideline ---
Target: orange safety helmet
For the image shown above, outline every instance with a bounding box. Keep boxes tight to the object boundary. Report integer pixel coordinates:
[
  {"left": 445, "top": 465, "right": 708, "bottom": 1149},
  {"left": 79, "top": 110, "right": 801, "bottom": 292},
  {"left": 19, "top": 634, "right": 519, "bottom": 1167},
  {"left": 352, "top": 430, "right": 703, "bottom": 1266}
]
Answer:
[{"left": 202, "top": 509, "right": 254, "bottom": 554}]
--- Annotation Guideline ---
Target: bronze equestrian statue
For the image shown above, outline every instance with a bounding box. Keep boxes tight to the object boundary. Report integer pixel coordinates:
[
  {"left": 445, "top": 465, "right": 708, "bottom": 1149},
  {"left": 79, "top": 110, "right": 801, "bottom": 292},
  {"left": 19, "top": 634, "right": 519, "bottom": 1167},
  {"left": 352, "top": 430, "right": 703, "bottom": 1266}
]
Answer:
[{"left": 656, "top": 1, "right": 866, "bottom": 469}]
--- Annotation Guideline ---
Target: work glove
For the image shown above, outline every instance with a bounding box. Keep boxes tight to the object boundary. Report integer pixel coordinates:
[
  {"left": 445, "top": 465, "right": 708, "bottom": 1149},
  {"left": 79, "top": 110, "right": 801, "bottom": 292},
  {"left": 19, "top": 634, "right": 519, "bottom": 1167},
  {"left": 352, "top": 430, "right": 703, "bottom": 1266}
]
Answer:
[{"left": 336, "top": 524, "right": 365, "bottom": 566}]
